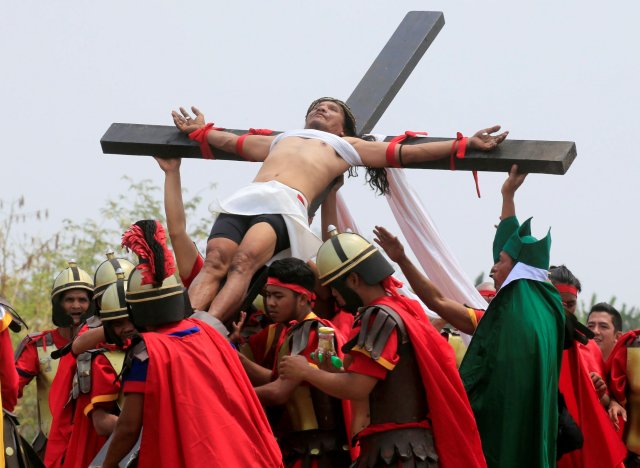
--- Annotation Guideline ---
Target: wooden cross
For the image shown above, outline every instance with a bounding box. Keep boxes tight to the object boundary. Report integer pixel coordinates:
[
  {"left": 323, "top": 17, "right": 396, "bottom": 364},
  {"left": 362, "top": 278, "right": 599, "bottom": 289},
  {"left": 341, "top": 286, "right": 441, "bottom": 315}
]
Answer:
[{"left": 101, "top": 11, "right": 576, "bottom": 213}]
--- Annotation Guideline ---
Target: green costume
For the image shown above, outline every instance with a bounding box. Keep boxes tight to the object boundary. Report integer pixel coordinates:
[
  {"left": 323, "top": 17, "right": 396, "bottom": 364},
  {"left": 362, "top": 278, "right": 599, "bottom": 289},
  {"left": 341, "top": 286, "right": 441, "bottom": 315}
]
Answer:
[{"left": 460, "top": 217, "right": 565, "bottom": 468}]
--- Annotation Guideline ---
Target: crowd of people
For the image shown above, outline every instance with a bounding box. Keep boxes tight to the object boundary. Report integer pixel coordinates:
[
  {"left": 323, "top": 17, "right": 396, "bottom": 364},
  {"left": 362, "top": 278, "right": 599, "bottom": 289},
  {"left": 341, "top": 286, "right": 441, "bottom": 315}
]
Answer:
[{"left": 0, "top": 98, "right": 636, "bottom": 467}]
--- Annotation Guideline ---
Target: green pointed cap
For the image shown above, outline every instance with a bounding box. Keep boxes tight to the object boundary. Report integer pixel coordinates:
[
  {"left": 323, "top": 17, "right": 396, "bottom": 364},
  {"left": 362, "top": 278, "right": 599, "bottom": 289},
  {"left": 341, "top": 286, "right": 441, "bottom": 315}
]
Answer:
[
  {"left": 492, "top": 216, "right": 521, "bottom": 263},
  {"left": 502, "top": 218, "right": 551, "bottom": 270}
]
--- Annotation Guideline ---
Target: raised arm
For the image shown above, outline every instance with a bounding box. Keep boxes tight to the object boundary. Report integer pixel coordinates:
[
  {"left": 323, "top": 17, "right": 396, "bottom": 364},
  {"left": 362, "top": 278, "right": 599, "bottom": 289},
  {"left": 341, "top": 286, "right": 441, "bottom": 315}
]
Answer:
[
  {"left": 349, "top": 125, "right": 508, "bottom": 168},
  {"left": 500, "top": 164, "right": 527, "bottom": 220},
  {"left": 172, "top": 106, "right": 275, "bottom": 162},
  {"left": 153, "top": 157, "right": 200, "bottom": 278},
  {"left": 373, "top": 226, "right": 477, "bottom": 335}
]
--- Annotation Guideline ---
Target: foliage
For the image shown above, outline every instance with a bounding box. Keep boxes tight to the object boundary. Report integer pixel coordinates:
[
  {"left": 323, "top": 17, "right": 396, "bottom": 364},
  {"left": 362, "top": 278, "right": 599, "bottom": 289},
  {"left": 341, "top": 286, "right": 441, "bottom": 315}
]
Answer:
[{"left": 1, "top": 177, "right": 215, "bottom": 442}]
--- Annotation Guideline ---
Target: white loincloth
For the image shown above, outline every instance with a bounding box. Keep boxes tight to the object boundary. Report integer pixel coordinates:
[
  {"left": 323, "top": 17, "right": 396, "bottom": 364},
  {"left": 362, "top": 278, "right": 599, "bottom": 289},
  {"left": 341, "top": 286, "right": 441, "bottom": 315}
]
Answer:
[
  {"left": 210, "top": 181, "right": 322, "bottom": 262},
  {"left": 270, "top": 129, "right": 362, "bottom": 166}
]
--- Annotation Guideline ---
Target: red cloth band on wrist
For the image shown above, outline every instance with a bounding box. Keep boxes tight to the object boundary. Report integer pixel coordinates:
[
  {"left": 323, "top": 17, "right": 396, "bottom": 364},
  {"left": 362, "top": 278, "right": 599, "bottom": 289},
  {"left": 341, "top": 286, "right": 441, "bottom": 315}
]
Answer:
[
  {"left": 386, "top": 131, "right": 428, "bottom": 168},
  {"left": 188, "top": 123, "right": 225, "bottom": 160},
  {"left": 266, "top": 277, "right": 316, "bottom": 303},
  {"left": 450, "top": 132, "right": 481, "bottom": 198},
  {"left": 235, "top": 128, "right": 274, "bottom": 161},
  {"left": 554, "top": 283, "right": 579, "bottom": 296}
]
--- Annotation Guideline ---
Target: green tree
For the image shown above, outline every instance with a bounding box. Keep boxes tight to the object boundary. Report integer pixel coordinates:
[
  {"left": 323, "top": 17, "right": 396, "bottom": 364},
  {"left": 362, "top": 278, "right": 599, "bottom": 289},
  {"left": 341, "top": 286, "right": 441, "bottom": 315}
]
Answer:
[{"left": 2, "top": 176, "right": 215, "bottom": 441}]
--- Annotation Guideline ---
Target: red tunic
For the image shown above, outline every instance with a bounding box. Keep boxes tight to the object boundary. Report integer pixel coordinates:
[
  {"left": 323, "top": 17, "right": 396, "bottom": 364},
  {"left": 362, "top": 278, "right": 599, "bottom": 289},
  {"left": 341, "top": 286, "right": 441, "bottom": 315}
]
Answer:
[
  {"left": 15, "top": 328, "right": 69, "bottom": 398},
  {"left": 578, "top": 339, "right": 605, "bottom": 376},
  {"left": 127, "top": 318, "right": 282, "bottom": 467},
  {"left": 0, "top": 312, "right": 18, "bottom": 411},
  {"left": 557, "top": 342, "right": 626, "bottom": 468},
  {"left": 62, "top": 352, "right": 121, "bottom": 468},
  {"left": 347, "top": 292, "right": 486, "bottom": 468},
  {"left": 607, "top": 330, "right": 640, "bottom": 440},
  {"left": 246, "top": 323, "right": 286, "bottom": 371}
]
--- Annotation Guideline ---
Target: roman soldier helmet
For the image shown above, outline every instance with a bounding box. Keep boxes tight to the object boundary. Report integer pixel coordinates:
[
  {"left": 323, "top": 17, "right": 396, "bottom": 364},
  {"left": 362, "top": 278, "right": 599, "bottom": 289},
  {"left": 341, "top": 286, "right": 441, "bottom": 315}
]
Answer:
[
  {"left": 122, "top": 220, "right": 184, "bottom": 329},
  {"left": 0, "top": 296, "right": 27, "bottom": 333},
  {"left": 51, "top": 260, "right": 95, "bottom": 327},
  {"left": 93, "top": 250, "right": 135, "bottom": 302},
  {"left": 98, "top": 269, "right": 131, "bottom": 346},
  {"left": 315, "top": 226, "right": 394, "bottom": 311}
]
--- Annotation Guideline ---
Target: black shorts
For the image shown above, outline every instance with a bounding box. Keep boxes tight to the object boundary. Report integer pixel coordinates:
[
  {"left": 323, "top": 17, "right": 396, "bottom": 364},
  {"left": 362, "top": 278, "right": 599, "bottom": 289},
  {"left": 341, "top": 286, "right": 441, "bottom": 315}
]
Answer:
[{"left": 208, "top": 213, "right": 291, "bottom": 255}]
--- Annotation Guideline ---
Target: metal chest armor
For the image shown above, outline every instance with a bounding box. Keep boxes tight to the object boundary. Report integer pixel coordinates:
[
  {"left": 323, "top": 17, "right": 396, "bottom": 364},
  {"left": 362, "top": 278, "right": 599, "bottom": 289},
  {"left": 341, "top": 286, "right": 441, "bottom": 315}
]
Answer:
[
  {"left": 72, "top": 349, "right": 126, "bottom": 408},
  {"left": 34, "top": 332, "right": 59, "bottom": 439},
  {"left": 344, "top": 304, "right": 428, "bottom": 425}
]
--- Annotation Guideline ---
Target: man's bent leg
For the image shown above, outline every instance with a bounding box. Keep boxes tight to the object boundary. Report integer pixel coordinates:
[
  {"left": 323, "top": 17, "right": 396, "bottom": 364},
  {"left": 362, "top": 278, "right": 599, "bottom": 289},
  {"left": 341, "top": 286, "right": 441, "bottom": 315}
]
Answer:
[
  {"left": 188, "top": 237, "right": 238, "bottom": 311},
  {"left": 208, "top": 222, "right": 278, "bottom": 323}
]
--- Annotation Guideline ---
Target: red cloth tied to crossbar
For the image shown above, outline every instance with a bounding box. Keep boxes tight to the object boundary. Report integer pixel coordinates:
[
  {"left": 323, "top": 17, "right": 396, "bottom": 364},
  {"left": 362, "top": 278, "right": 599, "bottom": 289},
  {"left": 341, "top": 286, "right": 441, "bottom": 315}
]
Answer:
[
  {"left": 450, "top": 132, "right": 481, "bottom": 198},
  {"left": 188, "top": 123, "right": 225, "bottom": 159},
  {"left": 385, "top": 130, "right": 428, "bottom": 168}
]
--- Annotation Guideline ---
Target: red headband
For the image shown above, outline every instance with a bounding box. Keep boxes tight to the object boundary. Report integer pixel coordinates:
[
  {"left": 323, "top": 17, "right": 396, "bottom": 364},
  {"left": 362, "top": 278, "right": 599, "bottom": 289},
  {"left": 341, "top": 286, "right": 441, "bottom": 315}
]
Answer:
[
  {"left": 478, "top": 289, "right": 496, "bottom": 299},
  {"left": 266, "top": 277, "right": 316, "bottom": 303},
  {"left": 554, "top": 283, "right": 579, "bottom": 296}
]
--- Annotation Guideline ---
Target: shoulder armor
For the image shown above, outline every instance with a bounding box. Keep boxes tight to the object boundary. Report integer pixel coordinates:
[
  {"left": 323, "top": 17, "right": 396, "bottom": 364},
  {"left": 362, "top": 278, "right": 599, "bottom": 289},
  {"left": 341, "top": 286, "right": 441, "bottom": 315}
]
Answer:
[
  {"left": 123, "top": 340, "right": 148, "bottom": 370},
  {"left": 343, "top": 305, "right": 408, "bottom": 360},
  {"left": 289, "top": 319, "right": 320, "bottom": 356},
  {"left": 14, "top": 332, "right": 53, "bottom": 361},
  {"left": 74, "top": 351, "right": 94, "bottom": 397}
]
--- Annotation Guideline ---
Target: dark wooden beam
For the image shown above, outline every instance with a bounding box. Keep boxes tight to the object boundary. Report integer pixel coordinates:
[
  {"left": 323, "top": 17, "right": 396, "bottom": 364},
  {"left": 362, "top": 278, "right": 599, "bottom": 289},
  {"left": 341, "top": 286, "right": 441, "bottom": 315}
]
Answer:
[
  {"left": 346, "top": 11, "right": 445, "bottom": 135},
  {"left": 100, "top": 123, "right": 576, "bottom": 175}
]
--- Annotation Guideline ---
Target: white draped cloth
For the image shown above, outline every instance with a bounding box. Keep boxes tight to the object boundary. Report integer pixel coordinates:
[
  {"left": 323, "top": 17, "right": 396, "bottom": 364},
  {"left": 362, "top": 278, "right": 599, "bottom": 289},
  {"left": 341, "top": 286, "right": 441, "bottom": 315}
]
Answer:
[{"left": 335, "top": 142, "right": 487, "bottom": 344}]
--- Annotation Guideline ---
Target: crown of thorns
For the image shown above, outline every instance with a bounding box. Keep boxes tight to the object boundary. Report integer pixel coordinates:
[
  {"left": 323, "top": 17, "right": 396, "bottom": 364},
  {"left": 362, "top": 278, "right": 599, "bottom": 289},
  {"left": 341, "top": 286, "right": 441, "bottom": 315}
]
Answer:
[{"left": 306, "top": 97, "right": 357, "bottom": 136}]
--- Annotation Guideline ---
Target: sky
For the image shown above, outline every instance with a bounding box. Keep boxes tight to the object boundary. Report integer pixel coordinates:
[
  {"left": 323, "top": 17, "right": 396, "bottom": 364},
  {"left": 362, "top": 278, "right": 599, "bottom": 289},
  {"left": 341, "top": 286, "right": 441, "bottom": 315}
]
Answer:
[{"left": 2, "top": 1, "right": 639, "bottom": 311}]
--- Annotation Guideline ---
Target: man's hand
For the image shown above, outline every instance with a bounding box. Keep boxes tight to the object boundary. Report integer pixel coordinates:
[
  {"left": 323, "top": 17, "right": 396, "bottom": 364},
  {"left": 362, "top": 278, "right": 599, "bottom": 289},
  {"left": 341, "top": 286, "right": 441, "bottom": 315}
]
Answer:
[
  {"left": 228, "top": 311, "right": 247, "bottom": 346},
  {"left": 279, "top": 355, "right": 311, "bottom": 381},
  {"left": 153, "top": 156, "right": 181, "bottom": 173},
  {"left": 373, "top": 226, "right": 406, "bottom": 264},
  {"left": 468, "top": 125, "right": 509, "bottom": 151},
  {"left": 608, "top": 399, "right": 627, "bottom": 432},
  {"left": 590, "top": 372, "right": 608, "bottom": 399},
  {"left": 501, "top": 164, "right": 527, "bottom": 196},
  {"left": 171, "top": 106, "right": 206, "bottom": 134}
]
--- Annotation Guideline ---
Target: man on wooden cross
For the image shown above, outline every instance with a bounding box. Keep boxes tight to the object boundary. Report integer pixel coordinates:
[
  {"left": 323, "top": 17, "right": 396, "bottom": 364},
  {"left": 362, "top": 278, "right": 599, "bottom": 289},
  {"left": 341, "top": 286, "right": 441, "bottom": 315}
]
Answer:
[{"left": 172, "top": 97, "right": 508, "bottom": 323}]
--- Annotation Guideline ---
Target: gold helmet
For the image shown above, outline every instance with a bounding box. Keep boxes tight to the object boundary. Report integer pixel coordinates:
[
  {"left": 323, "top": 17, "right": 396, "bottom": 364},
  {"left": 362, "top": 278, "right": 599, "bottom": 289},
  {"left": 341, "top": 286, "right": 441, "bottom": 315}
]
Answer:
[
  {"left": 93, "top": 250, "right": 135, "bottom": 301},
  {"left": 99, "top": 270, "right": 130, "bottom": 322},
  {"left": 126, "top": 269, "right": 184, "bottom": 328},
  {"left": 51, "top": 260, "right": 95, "bottom": 327},
  {"left": 121, "top": 220, "right": 184, "bottom": 329},
  {"left": 316, "top": 226, "right": 394, "bottom": 312}
]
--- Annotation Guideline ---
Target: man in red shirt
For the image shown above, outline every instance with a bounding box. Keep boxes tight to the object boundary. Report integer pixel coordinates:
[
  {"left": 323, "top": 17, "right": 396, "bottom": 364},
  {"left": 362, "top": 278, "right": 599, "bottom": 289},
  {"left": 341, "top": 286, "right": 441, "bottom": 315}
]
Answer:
[
  {"left": 14, "top": 261, "right": 94, "bottom": 459},
  {"left": 280, "top": 229, "right": 486, "bottom": 467},
  {"left": 101, "top": 220, "right": 282, "bottom": 468}
]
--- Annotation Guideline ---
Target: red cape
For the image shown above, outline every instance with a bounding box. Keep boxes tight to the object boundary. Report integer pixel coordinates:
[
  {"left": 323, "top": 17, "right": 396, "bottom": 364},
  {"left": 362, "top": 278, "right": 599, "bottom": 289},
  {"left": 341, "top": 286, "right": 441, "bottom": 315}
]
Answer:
[
  {"left": 373, "top": 294, "right": 486, "bottom": 468},
  {"left": 557, "top": 343, "right": 626, "bottom": 468},
  {"left": 137, "top": 318, "right": 282, "bottom": 468},
  {"left": 607, "top": 329, "right": 640, "bottom": 438}
]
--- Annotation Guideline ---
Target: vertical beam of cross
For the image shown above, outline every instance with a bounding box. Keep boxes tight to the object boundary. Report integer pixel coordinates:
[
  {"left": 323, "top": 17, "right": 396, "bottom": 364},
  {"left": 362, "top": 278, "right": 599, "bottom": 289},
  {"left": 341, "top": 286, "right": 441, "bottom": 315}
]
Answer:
[{"left": 346, "top": 11, "right": 445, "bottom": 135}]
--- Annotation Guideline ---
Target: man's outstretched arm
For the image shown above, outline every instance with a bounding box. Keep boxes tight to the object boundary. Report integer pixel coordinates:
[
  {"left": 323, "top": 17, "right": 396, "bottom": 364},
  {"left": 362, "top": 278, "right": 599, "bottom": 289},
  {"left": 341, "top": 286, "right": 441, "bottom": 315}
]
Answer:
[
  {"left": 350, "top": 125, "right": 508, "bottom": 168},
  {"left": 172, "top": 106, "right": 275, "bottom": 162},
  {"left": 373, "top": 226, "right": 477, "bottom": 335},
  {"left": 500, "top": 164, "right": 527, "bottom": 220}
]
